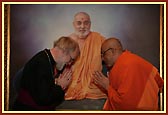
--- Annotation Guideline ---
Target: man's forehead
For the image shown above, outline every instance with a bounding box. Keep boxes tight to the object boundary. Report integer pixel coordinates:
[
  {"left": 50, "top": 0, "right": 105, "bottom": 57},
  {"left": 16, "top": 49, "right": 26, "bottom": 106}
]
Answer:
[
  {"left": 102, "top": 42, "right": 111, "bottom": 50},
  {"left": 75, "top": 14, "right": 90, "bottom": 21},
  {"left": 102, "top": 45, "right": 108, "bottom": 51}
]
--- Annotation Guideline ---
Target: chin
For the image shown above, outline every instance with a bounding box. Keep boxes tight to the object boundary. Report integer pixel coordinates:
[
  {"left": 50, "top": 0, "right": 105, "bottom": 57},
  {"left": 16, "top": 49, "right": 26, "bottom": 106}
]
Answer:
[
  {"left": 56, "top": 63, "right": 65, "bottom": 71},
  {"left": 106, "top": 65, "right": 113, "bottom": 70},
  {"left": 76, "top": 31, "right": 90, "bottom": 38}
]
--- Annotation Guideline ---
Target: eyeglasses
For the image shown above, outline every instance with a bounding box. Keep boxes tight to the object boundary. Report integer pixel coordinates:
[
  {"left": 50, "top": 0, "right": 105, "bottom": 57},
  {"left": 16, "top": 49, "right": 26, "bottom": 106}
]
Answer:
[
  {"left": 101, "top": 48, "right": 114, "bottom": 57},
  {"left": 69, "top": 54, "right": 75, "bottom": 63}
]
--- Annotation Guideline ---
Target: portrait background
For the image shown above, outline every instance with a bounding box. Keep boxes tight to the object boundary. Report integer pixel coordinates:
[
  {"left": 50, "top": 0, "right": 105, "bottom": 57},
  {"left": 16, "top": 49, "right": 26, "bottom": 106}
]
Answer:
[{"left": 9, "top": 4, "right": 161, "bottom": 110}]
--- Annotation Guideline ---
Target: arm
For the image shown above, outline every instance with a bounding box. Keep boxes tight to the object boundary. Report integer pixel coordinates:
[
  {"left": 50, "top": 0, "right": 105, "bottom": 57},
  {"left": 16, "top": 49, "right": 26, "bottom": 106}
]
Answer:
[
  {"left": 92, "top": 68, "right": 140, "bottom": 110},
  {"left": 34, "top": 64, "right": 65, "bottom": 106},
  {"left": 22, "top": 58, "right": 65, "bottom": 106}
]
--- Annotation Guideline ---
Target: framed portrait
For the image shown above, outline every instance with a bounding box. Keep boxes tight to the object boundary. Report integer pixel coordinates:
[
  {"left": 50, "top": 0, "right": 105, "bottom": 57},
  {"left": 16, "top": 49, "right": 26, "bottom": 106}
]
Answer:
[{"left": 2, "top": 2, "right": 166, "bottom": 113}]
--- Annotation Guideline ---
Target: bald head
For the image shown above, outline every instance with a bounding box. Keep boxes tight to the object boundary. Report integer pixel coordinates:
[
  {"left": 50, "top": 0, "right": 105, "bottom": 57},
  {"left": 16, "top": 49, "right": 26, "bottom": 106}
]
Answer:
[
  {"left": 101, "top": 37, "right": 123, "bottom": 68},
  {"left": 74, "top": 12, "right": 91, "bottom": 22},
  {"left": 102, "top": 37, "right": 123, "bottom": 52}
]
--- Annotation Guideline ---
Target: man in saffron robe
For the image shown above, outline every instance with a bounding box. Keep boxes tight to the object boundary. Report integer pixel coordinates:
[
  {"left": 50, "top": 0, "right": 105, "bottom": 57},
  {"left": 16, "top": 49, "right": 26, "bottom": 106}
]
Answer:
[
  {"left": 56, "top": 12, "right": 107, "bottom": 110},
  {"left": 92, "top": 37, "right": 164, "bottom": 110}
]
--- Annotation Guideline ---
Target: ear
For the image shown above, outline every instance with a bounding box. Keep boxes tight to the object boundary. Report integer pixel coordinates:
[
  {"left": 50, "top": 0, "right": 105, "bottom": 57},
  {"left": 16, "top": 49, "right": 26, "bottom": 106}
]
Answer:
[{"left": 73, "top": 21, "right": 75, "bottom": 27}]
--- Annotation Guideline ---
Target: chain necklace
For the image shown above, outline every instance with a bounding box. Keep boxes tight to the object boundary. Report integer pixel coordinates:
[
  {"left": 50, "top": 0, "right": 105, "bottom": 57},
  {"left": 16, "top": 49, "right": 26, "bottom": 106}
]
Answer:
[{"left": 44, "top": 49, "right": 55, "bottom": 78}]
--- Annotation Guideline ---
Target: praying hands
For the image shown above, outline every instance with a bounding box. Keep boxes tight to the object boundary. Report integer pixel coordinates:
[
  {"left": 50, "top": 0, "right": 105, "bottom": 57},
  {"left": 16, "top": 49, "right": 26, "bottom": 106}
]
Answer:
[
  {"left": 92, "top": 71, "right": 109, "bottom": 91},
  {"left": 55, "top": 68, "right": 72, "bottom": 90}
]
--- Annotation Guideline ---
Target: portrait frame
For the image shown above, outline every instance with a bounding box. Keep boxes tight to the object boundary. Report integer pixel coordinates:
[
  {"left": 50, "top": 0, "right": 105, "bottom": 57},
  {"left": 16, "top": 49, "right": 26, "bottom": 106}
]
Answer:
[{"left": 1, "top": 2, "right": 167, "bottom": 114}]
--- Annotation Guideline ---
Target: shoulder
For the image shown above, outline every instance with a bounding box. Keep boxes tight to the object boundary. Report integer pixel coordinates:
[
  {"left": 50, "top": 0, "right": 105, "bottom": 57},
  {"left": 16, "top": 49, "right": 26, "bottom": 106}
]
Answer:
[
  {"left": 90, "top": 31, "right": 106, "bottom": 41},
  {"left": 31, "top": 50, "right": 46, "bottom": 61},
  {"left": 118, "top": 50, "right": 150, "bottom": 67},
  {"left": 26, "top": 50, "right": 48, "bottom": 67},
  {"left": 91, "top": 31, "right": 102, "bottom": 36},
  {"left": 115, "top": 51, "right": 133, "bottom": 67},
  {"left": 69, "top": 33, "right": 77, "bottom": 41}
]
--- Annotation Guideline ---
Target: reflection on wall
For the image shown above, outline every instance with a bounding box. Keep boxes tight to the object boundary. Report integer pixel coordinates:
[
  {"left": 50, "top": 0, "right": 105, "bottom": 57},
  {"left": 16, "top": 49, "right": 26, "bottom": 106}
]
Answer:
[{"left": 10, "top": 4, "right": 160, "bottom": 108}]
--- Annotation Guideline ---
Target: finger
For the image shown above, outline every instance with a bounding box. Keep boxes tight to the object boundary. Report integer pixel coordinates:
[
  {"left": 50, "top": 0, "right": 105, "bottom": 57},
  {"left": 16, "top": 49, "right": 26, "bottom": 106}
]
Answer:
[
  {"left": 63, "top": 68, "right": 71, "bottom": 75},
  {"left": 94, "top": 73, "right": 102, "bottom": 82},
  {"left": 58, "top": 74, "right": 63, "bottom": 79},
  {"left": 92, "top": 72, "right": 97, "bottom": 78},
  {"left": 62, "top": 70, "right": 72, "bottom": 78},
  {"left": 93, "top": 71, "right": 100, "bottom": 77},
  {"left": 94, "top": 78, "right": 101, "bottom": 85},
  {"left": 63, "top": 71, "right": 72, "bottom": 81},
  {"left": 92, "top": 73, "right": 100, "bottom": 82},
  {"left": 96, "top": 71, "right": 104, "bottom": 77},
  {"left": 66, "top": 70, "right": 72, "bottom": 77},
  {"left": 96, "top": 71, "right": 103, "bottom": 76},
  {"left": 91, "top": 73, "right": 97, "bottom": 83},
  {"left": 66, "top": 74, "right": 72, "bottom": 80}
]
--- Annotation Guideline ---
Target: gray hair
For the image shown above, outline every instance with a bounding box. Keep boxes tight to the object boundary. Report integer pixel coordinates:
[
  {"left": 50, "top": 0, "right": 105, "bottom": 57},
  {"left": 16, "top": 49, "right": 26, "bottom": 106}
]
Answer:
[{"left": 53, "top": 36, "right": 79, "bottom": 54}]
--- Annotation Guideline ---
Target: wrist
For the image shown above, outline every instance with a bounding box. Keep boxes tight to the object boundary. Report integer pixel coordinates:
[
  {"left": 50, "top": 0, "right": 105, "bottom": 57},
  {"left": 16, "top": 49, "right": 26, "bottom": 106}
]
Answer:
[
  {"left": 55, "top": 78, "right": 58, "bottom": 85},
  {"left": 55, "top": 78, "right": 65, "bottom": 90}
]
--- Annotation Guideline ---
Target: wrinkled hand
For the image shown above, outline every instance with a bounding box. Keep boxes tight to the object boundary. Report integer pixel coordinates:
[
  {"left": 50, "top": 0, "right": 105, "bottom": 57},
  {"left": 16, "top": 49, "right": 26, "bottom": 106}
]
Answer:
[
  {"left": 55, "top": 68, "right": 72, "bottom": 90},
  {"left": 92, "top": 71, "right": 109, "bottom": 90}
]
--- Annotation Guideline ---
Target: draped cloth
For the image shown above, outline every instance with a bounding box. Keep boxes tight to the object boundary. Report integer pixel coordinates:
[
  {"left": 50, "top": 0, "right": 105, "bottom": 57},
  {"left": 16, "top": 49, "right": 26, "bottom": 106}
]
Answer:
[
  {"left": 65, "top": 32, "right": 107, "bottom": 100},
  {"left": 103, "top": 50, "right": 164, "bottom": 110}
]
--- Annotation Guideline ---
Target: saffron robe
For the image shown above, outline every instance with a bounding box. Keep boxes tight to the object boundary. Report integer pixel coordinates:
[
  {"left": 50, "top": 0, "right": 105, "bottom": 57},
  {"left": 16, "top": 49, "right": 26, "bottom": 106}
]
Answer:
[
  {"left": 65, "top": 32, "right": 107, "bottom": 100},
  {"left": 103, "top": 50, "right": 164, "bottom": 110}
]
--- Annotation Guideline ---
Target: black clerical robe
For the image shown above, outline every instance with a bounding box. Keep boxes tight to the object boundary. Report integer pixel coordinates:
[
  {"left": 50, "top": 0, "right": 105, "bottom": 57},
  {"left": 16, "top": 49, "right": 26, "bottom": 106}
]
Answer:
[{"left": 13, "top": 49, "right": 64, "bottom": 111}]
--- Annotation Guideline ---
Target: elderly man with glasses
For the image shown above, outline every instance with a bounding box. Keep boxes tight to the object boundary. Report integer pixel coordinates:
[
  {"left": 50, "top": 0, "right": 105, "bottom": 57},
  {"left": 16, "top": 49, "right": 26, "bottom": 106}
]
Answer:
[
  {"left": 12, "top": 36, "right": 80, "bottom": 111},
  {"left": 93, "top": 37, "right": 164, "bottom": 110}
]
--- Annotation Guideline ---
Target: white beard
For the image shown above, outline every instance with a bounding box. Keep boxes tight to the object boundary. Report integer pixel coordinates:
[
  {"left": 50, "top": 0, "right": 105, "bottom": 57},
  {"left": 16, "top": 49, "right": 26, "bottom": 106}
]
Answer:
[
  {"left": 56, "top": 62, "right": 65, "bottom": 71},
  {"left": 75, "top": 30, "right": 90, "bottom": 38}
]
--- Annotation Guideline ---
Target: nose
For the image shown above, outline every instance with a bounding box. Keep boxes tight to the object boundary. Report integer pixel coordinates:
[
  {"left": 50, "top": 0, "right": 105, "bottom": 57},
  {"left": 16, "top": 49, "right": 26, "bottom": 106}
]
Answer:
[
  {"left": 101, "top": 55, "right": 105, "bottom": 61},
  {"left": 80, "top": 23, "right": 85, "bottom": 28}
]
